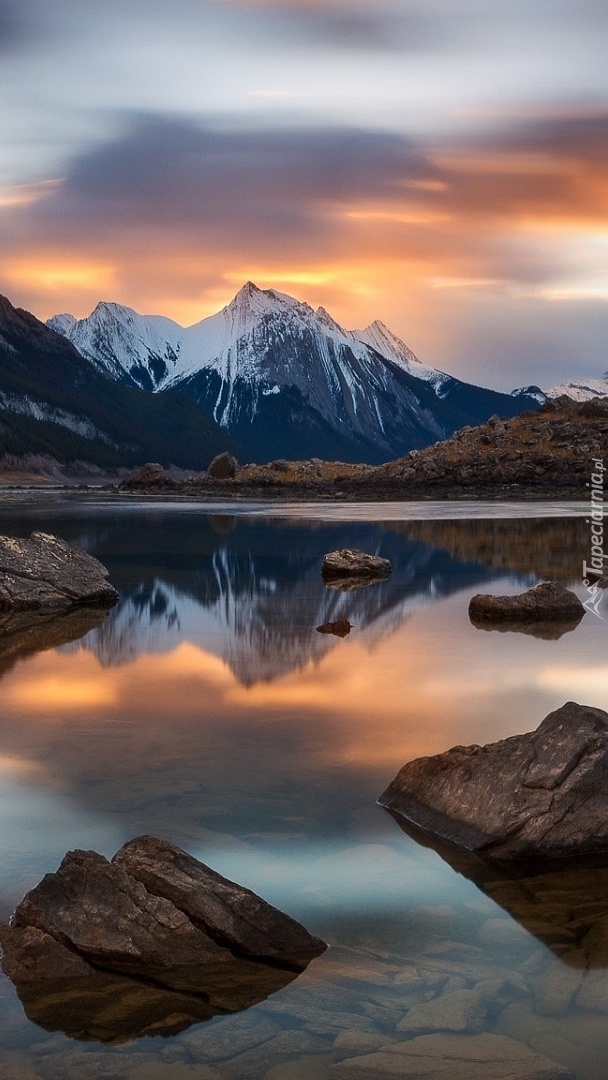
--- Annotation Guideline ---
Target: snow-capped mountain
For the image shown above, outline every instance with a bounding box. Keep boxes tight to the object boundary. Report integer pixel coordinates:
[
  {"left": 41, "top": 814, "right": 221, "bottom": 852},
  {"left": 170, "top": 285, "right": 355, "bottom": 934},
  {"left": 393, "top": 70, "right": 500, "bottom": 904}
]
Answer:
[
  {"left": 545, "top": 374, "right": 608, "bottom": 402},
  {"left": 0, "top": 294, "right": 234, "bottom": 469},
  {"left": 49, "top": 282, "right": 541, "bottom": 464}
]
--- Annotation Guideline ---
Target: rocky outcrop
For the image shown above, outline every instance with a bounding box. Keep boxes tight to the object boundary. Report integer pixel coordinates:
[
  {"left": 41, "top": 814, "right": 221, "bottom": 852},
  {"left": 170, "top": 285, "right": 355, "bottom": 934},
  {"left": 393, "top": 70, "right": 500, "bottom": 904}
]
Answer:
[
  {"left": 379, "top": 702, "right": 608, "bottom": 861},
  {"left": 469, "top": 581, "right": 585, "bottom": 623},
  {"left": 207, "top": 451, "right": 238, "bottom": 479},
  {"left": 0, "top": 836, "right": 326, "bottom": 1038},
  {"left": 119, "top": 462, "right": 175, "bottom": 490},
  {"left": 0, "top": 532, "right": 118, "bottom": 611},
  {"left": 321, "top": 549, "right": 391, "bottom": 590}
]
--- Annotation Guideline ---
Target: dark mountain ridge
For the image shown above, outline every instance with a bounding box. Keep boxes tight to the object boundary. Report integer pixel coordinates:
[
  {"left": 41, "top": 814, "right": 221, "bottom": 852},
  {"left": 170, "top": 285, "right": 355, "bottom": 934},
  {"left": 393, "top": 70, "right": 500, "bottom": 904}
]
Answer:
[{"left": 0, "top": 295, "right": 237, "bottom": 469}]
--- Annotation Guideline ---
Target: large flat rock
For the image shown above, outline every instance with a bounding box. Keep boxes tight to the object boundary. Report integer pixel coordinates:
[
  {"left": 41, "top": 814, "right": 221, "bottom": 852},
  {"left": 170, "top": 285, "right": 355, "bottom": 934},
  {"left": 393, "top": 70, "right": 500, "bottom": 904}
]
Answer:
[
  {"left": 0, "top": 531, "right": 118, "bottom": 611},
  {"left": 379, "top": 702, "right": 608, "bottom": 861}
]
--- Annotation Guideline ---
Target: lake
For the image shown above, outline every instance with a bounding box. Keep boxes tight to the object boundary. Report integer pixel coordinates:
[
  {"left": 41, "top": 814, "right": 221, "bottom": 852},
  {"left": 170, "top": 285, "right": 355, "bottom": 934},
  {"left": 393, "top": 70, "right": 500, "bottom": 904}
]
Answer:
[{"left": 0, "top": 496, "right": 605, "bottom": 1080}]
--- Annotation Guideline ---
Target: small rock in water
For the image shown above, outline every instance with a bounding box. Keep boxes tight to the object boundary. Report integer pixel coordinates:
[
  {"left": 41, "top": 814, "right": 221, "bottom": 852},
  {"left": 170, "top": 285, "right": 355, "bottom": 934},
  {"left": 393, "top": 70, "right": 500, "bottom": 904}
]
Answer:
[
  {"left": 315, "top": 618, "right": 352, "bottom": 637},
  {"left": 321, "top": 549, "right": 391, "bottom": 590}
]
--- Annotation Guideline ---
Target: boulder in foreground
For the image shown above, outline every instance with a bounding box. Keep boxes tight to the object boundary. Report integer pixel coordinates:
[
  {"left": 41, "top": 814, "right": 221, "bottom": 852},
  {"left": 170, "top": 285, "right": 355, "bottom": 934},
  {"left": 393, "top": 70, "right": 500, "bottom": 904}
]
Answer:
[
  {"left": 379, "top": 702, "right": 608, "bottom": 861},
  {"left": 321, "top": 548, "right": 391, "bottom": 589},
  {"left": 0, "top": 836, "right": 326, "bottom": 1025},
  {"left": 468, "top": 580, "right": 584, "bottom": 622},
  {"left": 0, "top": 532, "right": 118, "bottom": 611}
]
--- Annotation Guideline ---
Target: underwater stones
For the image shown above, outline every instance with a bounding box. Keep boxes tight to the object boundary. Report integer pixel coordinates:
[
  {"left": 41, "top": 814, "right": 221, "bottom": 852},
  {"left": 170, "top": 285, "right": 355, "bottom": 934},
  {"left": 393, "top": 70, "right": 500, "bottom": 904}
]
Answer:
[
  {"left": 396, "top": 987, "right": 489, "bottom": 1035},
  {"left": 330, "top": 1032, "right": 574, "bottom": 1079},
  {"left": 0, "top": 532, "right": 118, "bottom": 611},
  {"left": 380, "top": 702, "right": 608, "bottom": 861},
  {"left": 468, "top": 581, "right": 584, "bottom": 623}
]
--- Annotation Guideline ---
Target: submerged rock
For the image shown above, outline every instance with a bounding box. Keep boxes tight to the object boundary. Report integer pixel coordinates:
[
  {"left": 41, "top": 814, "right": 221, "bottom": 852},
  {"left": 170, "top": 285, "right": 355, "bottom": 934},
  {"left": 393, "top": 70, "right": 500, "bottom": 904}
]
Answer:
[
  {"left": 321, "top": 549, "right": 391, "bottom": 590},
  {"left": 330, "top": 1032, "right": 574, "bottom": 1079},
  {"left": 379, "top": 702, "right": 608, "bottom": 861},
  {"left": 0, "top": 836, "right": 326, "bottom": 1042},
  {"left": 468, "top": 581, "right": 584, "bottom": 622},
  {"left": 0, "top": 532, "right": 118, "bottom": 611}
]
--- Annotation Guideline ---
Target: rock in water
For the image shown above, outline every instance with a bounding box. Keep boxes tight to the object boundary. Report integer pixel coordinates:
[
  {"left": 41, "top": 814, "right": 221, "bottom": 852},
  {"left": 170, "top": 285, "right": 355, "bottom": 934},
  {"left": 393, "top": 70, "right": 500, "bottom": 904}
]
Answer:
[
  {"left": 113, "top": 835, "right": 326, "bottom": 970},
  {"left": 321, "top": 549, "right": 391, "bottom": 589},
  {"left": 315, "top": 618, "right": 352, "bottom": 637},
  {"left": 0, "top": 837, "right": 326, "bottom": 1035},
  {"left": 468, "top": 581, "right": 584, "bottom": 622},
  {"left": 379, "top": 702, "right": 608, "bottom": 861},
  {"left": 0, "top": 532, "right": 118, "bottom": 611}
]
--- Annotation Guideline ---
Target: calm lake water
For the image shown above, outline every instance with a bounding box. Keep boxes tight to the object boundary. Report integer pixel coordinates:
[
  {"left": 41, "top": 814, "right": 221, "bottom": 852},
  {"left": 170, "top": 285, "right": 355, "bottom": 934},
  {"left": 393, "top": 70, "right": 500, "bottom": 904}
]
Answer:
[{"left": 0, "top": 496, "right": 606, "bottom": 1080}]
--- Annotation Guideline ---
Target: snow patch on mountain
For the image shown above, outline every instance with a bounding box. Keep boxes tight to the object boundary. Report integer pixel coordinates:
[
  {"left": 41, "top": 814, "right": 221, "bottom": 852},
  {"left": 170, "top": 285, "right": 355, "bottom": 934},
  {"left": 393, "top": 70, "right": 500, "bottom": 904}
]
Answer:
[{"left": 546, "top": 374, "right": 608, "bottom": 402}]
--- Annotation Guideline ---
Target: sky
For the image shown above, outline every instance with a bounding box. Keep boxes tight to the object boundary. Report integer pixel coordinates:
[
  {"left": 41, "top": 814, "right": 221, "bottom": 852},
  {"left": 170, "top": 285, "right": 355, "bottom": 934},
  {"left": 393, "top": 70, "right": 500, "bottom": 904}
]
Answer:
[{"left": 0, "top": 0, "right": 607, "bottom": 391}]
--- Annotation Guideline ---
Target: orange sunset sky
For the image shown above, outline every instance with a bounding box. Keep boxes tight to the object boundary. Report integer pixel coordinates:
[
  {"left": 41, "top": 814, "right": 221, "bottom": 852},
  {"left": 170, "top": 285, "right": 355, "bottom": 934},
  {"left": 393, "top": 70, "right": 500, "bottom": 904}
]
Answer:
[{"left": 0, "top": 0, "right": 607, "bottom": 389}]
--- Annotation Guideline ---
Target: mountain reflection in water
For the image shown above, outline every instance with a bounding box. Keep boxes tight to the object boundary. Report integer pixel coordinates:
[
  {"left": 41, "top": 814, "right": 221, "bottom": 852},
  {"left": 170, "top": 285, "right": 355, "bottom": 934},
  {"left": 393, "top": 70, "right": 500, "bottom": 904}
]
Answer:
[
  {"left": 54, "top": 514, "right": 587, "bottom": 686},
  {"left": 0, "top": 504, "right": 605, "bottom": 1080}
]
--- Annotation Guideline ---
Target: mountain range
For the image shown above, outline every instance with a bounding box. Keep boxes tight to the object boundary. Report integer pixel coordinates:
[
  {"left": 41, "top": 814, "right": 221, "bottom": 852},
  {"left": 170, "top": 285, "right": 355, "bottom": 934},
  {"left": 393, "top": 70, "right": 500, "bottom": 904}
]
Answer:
[
  {"left": 46, "top": 282, "right": 543, "bottom": 465},
  {"left": 0, "top": 282, "right": 602, "bottom": 471}
]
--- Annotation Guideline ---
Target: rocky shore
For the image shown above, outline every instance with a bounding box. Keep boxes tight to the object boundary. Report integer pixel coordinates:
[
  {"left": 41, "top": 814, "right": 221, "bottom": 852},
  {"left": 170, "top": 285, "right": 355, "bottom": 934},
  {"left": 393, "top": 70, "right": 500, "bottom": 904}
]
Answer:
[{"left": 115, "top": 397, "right": 607, "bottom": 500}]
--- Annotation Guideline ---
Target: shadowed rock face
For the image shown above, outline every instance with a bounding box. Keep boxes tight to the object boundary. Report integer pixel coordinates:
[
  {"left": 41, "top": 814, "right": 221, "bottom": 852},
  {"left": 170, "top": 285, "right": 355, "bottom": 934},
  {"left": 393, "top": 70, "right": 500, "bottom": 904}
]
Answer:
[
  {"left": 0, "top": 836, "right": 326, "bottom": 1044},
  {"left": 0, "top": 531, "right": 118, "bottom": 611},
  {"left": 468, "top": 581, "right": 584, "bottom": 622},
  {"left": 113, "top": 835, "right": 326, "bottom": 970},
  {"left": 379, "top": 702, "right": 608, "bottom": 861}
]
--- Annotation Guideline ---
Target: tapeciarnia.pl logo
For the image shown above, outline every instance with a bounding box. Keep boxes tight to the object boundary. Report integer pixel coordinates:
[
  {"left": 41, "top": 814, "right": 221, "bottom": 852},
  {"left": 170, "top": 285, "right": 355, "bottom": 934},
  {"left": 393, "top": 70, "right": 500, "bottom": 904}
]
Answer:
[{"left": 582, "top": 458, "right": 606, "bottom": 619}]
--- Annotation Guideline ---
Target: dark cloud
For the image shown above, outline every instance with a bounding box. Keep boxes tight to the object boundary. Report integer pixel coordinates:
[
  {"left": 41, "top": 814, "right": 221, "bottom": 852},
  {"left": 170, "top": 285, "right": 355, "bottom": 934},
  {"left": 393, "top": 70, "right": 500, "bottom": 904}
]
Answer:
[
  {"left": 29, "top": 116, "right": 434, "bottom": 249},
  {"left": 0, "top": 0, "right": 34, "bottom": 52},
  {"left": 237, "top": 2, "right": 444, "bottom": 52}
]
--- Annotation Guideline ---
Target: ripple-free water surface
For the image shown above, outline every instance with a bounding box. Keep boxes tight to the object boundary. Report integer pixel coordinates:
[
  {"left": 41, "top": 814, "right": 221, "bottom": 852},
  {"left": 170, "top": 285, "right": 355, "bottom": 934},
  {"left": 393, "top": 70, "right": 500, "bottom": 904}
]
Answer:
[{"left": 0, "top": 498, "right": 605, "bottom": 1079}]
